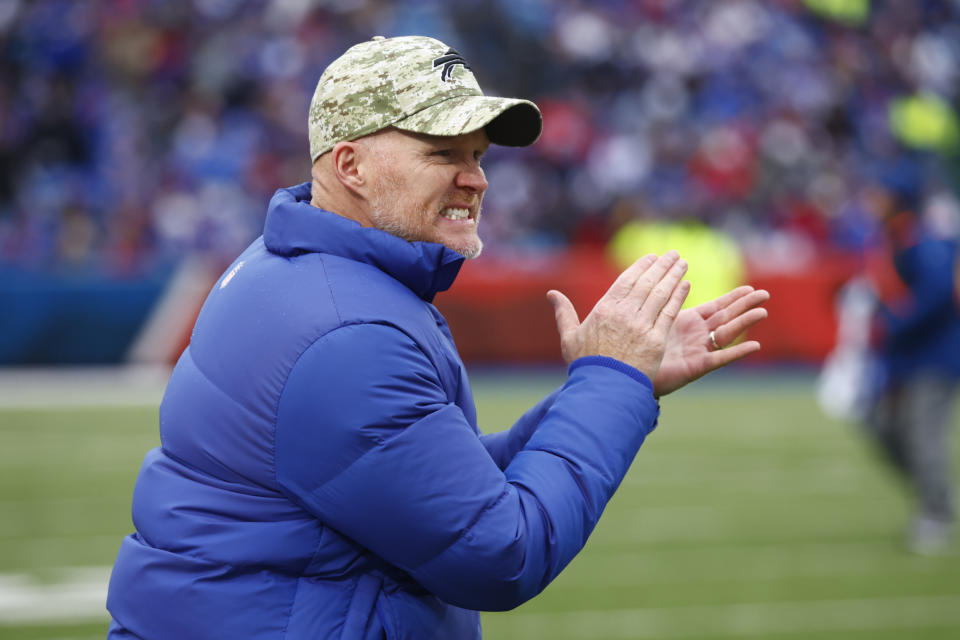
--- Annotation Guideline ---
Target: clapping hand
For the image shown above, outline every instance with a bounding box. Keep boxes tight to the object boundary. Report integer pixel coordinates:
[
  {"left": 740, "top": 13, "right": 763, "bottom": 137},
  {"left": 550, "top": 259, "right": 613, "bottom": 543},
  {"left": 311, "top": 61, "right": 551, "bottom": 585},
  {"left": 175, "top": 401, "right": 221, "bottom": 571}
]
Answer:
[
  {"left": 652, "top": 285, "right": 769, "bottom": 396},
  {"left": 547, "top": 252, "right": 690, "bottom": 382},
  {"left": 547, "top": 252, "right": 769, "bottom": 396}
]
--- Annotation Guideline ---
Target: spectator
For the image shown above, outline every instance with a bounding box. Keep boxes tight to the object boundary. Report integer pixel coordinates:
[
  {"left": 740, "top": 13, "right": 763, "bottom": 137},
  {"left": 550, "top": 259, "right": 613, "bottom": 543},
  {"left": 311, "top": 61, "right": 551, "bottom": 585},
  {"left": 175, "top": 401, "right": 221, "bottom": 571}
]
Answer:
[{"left": 0, "top": 1, "right": 958, "bottom": 273}]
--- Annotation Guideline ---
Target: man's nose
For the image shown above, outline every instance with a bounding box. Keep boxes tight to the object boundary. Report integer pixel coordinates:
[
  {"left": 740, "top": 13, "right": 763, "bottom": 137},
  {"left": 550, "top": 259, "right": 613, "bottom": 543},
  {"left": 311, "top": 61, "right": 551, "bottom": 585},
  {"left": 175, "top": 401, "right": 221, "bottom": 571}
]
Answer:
[{"left": 456, "top": 165, "right": 488, "bottom": 193}]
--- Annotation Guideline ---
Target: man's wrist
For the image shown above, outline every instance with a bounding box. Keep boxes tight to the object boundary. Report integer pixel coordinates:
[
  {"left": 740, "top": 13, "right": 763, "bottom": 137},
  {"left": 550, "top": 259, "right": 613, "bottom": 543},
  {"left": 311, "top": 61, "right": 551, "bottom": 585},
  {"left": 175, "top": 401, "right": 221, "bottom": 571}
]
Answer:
[{"left": 568, "top": 356, "right": 654, "bottom": 393}]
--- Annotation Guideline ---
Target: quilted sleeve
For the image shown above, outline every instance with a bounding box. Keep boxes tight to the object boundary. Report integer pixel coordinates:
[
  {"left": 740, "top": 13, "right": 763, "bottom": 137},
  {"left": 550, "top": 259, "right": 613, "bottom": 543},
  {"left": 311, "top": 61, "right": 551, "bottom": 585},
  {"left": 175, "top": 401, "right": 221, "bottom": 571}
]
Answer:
[
  {"left": 274, "top": 323, "right": 659, "bottom": 611},
  {"left": 478, "top": 388, "right": 561, "bottom": 470}
]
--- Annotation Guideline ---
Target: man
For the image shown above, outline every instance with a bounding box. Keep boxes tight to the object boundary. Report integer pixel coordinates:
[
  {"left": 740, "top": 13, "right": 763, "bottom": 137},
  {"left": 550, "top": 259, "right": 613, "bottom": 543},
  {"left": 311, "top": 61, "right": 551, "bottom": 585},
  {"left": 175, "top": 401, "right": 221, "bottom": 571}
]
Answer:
[
  {"left": 107, "top": 36, "right": 769, "bottom": 638},
  {"left": 865, "top": 189, "right": 960, "bottom": 554}
]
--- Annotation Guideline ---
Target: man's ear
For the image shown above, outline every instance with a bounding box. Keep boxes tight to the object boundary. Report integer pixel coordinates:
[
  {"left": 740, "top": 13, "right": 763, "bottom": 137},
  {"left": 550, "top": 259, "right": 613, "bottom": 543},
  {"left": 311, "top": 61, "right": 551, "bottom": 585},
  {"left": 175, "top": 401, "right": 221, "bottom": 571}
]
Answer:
[{"left": 330, "top": 141, "right": 365, "bottom": 194}]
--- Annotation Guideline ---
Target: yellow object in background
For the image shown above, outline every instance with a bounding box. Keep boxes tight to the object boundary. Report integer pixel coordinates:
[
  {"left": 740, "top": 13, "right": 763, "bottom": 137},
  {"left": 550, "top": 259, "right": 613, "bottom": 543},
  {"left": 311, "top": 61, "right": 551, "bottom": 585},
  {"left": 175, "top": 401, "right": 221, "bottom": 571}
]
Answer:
[
  {"left": 889, "top": 93, "right": 960, "bottom": 153},
  {"left": 608, "top": 220, "right": 745, "bottom": 309},
  {"left": 803, "top": 0, "right": 870, "bottom": 25}
]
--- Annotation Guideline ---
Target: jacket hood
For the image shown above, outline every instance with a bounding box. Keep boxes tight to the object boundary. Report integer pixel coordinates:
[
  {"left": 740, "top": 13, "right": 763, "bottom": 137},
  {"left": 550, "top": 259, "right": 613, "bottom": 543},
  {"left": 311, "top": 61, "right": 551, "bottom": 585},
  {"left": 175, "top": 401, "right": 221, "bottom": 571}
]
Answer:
[{"left": 263, "top": 182, "right": 465, "bottom": 301}]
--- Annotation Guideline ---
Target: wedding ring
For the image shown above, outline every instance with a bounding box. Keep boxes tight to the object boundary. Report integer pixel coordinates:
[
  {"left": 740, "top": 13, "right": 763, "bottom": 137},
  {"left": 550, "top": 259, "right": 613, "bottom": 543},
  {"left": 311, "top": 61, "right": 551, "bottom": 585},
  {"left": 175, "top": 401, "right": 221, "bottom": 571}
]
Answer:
[{"left": 709, "top": 330, "right": 720, "bottom": 350}]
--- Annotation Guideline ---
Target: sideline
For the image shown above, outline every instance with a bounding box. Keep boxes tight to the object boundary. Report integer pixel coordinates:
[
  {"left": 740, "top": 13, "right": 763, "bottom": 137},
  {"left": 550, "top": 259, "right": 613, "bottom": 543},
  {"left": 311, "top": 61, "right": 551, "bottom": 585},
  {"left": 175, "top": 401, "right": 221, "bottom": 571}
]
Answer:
[
  {"left": 0, "top": 366, "right": 170, "bottom": 409},
  {"left": 0, "top": 365, "right": 817, "bottom": 410}
]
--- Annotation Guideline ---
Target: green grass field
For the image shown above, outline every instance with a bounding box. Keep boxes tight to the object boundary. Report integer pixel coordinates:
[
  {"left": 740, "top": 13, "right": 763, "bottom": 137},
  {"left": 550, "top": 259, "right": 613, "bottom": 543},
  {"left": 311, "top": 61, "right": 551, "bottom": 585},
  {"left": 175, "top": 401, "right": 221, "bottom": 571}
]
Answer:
[{"left": 1, "top": 369, "right": 958, "bottom": 639}]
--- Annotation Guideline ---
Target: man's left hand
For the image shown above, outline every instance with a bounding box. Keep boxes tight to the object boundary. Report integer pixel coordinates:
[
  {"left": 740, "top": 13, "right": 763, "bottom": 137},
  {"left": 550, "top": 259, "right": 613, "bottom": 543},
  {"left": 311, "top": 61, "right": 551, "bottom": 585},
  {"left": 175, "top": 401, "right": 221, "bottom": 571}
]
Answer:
[{"left": 652, "top": 285, "right": 770, "bottom": 397}]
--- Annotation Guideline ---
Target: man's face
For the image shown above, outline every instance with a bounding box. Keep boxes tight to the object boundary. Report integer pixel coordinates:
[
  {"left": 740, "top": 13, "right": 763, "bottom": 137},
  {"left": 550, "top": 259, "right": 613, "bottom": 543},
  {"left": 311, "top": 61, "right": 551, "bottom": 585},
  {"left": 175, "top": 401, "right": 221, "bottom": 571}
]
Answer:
[{"left": 361, "top": 128, "right": 490, "bottom": 259}]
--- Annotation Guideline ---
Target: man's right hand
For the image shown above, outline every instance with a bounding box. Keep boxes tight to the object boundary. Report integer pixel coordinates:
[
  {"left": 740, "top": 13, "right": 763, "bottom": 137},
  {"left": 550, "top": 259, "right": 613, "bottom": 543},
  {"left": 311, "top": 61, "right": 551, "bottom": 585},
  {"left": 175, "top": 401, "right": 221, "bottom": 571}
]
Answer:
[{"left": 547, "top": 251, "right": 690, "bottom": 382}]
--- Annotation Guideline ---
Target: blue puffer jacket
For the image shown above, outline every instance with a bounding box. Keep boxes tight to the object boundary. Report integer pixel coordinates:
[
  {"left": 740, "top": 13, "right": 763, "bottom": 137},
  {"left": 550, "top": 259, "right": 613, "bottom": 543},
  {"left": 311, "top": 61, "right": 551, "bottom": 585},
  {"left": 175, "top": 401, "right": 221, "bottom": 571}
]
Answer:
[{"left": 107, "top": 182, "right": 660, "bottom": 639}]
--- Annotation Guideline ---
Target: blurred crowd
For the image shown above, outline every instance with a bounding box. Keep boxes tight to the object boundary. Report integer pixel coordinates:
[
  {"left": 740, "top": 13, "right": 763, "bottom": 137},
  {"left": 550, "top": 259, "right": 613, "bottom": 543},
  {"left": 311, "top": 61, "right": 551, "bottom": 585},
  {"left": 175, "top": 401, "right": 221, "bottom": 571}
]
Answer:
[{"left": 1, "top": 0, "right": 959, "bottom": 275}]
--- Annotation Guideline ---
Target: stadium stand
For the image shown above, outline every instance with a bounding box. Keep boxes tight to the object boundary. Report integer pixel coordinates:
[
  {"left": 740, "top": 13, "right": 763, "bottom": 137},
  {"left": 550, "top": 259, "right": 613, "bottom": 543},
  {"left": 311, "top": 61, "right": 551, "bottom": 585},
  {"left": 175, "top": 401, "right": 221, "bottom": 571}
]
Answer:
[{"left": 1, "top": 0, "right": 958, "bottom": 364}]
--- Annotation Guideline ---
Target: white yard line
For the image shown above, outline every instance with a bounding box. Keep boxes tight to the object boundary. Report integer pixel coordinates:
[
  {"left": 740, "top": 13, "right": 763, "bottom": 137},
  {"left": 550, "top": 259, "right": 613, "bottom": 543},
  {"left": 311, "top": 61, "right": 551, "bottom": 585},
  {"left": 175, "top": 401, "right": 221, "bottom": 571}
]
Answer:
[
  {"left": 0, "top": 367, "right": 169, "bottom": 409},
  {"left": 0, "top": 567, "right": 110, "bottom": 623}
]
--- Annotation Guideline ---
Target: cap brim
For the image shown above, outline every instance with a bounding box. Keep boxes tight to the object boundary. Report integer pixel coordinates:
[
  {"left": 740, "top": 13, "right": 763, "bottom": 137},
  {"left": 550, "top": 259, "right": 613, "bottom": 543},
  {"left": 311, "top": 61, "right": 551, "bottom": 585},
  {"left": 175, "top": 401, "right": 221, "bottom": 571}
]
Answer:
[{"left": 393, "top": 95, "right": 542, "bottom": 147}]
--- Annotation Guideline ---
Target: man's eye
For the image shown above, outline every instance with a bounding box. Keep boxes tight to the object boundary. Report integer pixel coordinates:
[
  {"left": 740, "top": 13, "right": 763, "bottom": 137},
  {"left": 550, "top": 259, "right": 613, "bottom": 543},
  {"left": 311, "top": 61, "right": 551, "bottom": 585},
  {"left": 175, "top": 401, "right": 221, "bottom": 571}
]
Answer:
[{"left": 432, "top": 150, "right": 452, "bottom": 157}]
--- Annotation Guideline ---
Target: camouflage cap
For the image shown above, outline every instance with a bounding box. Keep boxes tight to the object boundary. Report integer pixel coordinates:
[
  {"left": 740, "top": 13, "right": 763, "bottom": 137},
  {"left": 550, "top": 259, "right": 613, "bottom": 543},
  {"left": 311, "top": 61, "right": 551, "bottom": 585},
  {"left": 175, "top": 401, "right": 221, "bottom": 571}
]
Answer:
[{"left": 308, "top": 35, "right": 542, "bottom": 161}]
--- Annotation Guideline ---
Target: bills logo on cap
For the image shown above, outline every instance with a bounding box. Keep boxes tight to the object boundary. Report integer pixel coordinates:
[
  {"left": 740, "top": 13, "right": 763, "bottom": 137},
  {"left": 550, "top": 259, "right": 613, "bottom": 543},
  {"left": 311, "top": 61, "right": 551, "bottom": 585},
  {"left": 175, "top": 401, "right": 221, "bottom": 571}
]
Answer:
[{"left": 433, "top": 48, "right": 472, "bottom": 82}]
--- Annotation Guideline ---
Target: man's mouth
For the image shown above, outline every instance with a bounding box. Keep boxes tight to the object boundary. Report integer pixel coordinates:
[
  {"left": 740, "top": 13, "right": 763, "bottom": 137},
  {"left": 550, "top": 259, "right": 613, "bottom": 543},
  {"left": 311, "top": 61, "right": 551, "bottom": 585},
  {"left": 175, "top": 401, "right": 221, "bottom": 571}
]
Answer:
[{"left": 441, "top": 207, "right": 472, "bottom": 221}]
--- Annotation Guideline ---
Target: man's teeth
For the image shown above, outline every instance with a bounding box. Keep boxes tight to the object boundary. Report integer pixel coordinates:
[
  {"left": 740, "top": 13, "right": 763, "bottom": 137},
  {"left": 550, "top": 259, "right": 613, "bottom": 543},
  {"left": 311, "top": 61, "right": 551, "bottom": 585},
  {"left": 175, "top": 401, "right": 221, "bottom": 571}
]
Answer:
[{"left": 441, "top": 207, "right": 470, "bottom": 220}]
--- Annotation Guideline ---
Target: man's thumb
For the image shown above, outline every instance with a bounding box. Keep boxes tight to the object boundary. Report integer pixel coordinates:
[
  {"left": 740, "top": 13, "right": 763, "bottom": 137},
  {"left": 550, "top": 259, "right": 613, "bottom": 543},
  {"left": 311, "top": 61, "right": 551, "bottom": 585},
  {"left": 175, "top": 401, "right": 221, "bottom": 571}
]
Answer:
[{"left": 547, "top": 290, "right": 579, "bottom": 338}]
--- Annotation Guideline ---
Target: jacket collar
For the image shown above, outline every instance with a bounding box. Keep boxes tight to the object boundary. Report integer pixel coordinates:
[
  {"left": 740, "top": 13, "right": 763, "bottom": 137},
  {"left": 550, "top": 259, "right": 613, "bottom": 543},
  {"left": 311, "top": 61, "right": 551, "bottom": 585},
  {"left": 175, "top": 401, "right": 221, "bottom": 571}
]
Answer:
[{"left": 262, "top": 182, "right": 464, "bottom": 301}]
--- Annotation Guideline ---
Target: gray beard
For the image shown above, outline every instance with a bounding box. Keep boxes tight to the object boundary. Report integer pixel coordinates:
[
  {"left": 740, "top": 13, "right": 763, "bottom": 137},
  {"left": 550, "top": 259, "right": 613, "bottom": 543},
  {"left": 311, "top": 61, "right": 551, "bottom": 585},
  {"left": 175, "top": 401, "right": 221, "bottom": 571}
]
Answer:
[{"left": 368, "top": 198, "right": 484, "bottom": 260}]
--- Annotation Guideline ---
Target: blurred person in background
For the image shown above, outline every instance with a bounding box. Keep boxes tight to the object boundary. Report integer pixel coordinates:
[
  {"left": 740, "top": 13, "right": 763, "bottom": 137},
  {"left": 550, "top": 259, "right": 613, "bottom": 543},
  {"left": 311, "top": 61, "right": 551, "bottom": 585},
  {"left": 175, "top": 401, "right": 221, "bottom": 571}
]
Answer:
[
  {"left": 105, "top": 36, "right": 769, "bottom": 639},
  {"left": 863, "top": 184, "right": 960, "bottom": 554}
]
